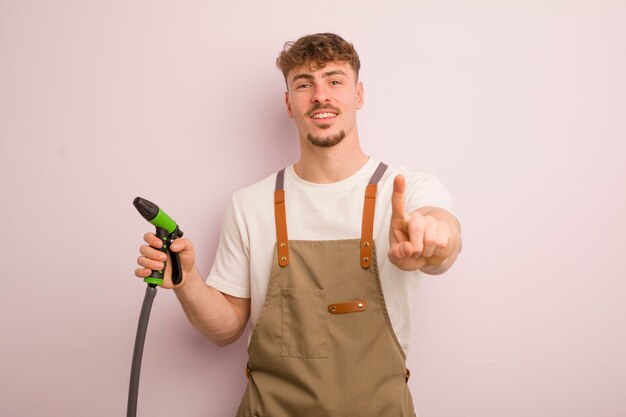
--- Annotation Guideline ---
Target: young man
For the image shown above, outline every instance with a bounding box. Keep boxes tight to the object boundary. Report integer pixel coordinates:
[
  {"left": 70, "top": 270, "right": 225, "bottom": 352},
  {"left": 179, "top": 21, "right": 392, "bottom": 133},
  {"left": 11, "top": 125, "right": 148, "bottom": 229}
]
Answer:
[{"left": 135, "top": 33, "right": 461, "bottom": 416}]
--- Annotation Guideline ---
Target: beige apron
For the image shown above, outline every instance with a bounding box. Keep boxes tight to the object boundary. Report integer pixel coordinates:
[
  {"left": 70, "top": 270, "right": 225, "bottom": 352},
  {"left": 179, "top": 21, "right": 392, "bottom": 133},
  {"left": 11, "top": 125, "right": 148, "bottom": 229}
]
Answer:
[{"left": 237, "top": 163, "right": 416, "bottom": 417}]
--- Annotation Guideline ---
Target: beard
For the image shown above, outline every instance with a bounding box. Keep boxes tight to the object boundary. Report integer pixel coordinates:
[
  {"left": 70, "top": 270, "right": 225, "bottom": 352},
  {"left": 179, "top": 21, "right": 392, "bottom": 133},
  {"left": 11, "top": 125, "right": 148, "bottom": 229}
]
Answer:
[
  {"left": 305, "top": 103, "right": 345, "bottom": 147},
  {"left": 307, "top": 129, "right": 346, "bottom": 148}
]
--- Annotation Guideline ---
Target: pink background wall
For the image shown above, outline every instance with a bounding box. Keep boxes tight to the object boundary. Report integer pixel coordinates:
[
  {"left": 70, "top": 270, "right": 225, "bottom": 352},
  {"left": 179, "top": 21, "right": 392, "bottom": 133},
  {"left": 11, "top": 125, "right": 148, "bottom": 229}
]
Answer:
[{"left": 1, "top": 1, "right": 625, "bottom": 416}]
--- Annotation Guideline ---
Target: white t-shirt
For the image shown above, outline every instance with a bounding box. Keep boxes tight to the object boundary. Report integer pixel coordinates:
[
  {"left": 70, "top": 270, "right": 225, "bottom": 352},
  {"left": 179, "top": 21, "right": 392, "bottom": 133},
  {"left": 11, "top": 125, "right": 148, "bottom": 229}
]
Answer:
[{"left": 206, "top": 158, "right": 454, "bottom": 354}]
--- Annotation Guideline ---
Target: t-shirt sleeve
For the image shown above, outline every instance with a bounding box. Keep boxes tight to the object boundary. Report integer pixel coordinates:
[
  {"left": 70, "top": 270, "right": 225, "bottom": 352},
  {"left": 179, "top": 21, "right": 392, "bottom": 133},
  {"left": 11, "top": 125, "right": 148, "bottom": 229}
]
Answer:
[
  {"left": 404, "top": 172, "right": 455, "bottom": 216},
  {"left": 205, "top": 194, "right": 251, "bottom": 298}
]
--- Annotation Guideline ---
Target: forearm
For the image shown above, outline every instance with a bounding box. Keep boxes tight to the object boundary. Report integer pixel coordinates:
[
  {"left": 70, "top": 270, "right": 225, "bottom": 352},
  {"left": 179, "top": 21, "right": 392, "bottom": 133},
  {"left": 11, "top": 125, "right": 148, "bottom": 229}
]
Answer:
[
  {"left": 416, "top": 206, "right": 462, "bottom": 275},
  {"left": 173, "top": 267, "right": 249, "bottom": 347}
]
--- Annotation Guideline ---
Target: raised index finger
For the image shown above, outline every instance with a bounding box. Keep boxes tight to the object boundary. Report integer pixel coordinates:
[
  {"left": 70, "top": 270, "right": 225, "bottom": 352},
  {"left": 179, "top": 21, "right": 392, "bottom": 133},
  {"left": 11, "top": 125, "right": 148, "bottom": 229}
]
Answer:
[{"left": 391, "top": 174, "right": 407, "bottom": 220}]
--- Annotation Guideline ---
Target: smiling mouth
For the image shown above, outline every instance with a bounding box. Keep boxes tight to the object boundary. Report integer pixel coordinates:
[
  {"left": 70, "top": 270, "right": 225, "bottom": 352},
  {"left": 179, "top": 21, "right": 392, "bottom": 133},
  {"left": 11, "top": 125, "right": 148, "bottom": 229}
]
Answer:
[
  {"left": 307, "top": 103, "right": 341, "bottom": 120},
  {"left": 311, "top": 112, "right": 338, "bottom": 120}
]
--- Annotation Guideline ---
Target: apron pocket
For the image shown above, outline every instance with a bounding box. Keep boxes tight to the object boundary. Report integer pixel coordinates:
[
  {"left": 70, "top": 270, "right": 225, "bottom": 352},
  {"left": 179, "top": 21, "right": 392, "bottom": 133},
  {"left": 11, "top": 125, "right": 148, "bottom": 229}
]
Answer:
[{"left": 281, "top": 288, "right": 328, "bottom": 358}]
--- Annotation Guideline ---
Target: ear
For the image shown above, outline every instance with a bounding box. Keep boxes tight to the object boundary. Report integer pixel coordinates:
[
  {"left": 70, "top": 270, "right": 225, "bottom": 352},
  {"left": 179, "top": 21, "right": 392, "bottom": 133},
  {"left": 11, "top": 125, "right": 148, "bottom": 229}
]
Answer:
[
  {"left": 285, "top": 91, "right": 294, "bottom": 118},
  {"left": 356, "top": 81, "right": 364, "bottom": 110}
]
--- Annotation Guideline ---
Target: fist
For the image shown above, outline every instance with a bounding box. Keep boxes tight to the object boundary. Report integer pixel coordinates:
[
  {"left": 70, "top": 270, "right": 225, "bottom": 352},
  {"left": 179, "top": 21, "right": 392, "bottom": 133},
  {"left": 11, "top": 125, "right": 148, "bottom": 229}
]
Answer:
[{"left": 135, "top": 232, "right": 196, "bottom": 288}]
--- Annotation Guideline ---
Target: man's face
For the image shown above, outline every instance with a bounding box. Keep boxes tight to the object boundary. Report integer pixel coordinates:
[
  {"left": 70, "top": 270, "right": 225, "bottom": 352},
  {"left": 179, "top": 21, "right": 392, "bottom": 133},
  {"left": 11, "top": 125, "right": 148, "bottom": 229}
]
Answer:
[{"left": 285, "top": 61, "right": 364, "bottom": 148}]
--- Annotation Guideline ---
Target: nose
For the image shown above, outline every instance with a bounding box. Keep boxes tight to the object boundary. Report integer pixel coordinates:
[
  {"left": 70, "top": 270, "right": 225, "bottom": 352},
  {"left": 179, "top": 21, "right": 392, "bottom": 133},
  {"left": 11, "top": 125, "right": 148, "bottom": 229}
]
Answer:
[{"left": 311, "top": 84, "right": 331, "bottom": 103}]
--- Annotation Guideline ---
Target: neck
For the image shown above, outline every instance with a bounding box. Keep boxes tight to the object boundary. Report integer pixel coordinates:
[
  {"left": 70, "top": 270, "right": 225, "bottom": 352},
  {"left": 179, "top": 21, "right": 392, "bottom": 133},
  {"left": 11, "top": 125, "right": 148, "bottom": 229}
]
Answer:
[{"left": 294, "top": 132, "right": 369, "bottom": 183}]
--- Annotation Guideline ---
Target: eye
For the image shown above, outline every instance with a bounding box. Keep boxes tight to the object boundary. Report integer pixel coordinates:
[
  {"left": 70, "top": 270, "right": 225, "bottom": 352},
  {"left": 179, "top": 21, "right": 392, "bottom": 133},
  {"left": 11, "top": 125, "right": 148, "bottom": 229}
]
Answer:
[
  {"left": 296, "top": 83, "right": 311, "bottom": 90},
  {"left": 329, "top": 80, "right": 342, "bottom": 86}
]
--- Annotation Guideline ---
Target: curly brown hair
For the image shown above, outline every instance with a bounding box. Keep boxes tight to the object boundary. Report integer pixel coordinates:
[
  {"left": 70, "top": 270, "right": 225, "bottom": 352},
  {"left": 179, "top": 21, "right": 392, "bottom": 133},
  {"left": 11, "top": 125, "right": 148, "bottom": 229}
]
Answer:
[{"left": 276, "top": 33, "right": 361, "bottom": 83}]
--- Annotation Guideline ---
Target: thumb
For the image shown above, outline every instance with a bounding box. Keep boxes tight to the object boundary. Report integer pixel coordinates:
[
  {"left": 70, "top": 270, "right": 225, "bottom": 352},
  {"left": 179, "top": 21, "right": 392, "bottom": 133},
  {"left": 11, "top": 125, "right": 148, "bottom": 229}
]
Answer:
[
  {"left": 387, "top": 242, "right": 414, "bottom": 268},
  {"left": 169, "top": 237, "right": 190, "bottom": 253},
  {"left": 168, "top": 238, "right": 196, "bottom": 272}
]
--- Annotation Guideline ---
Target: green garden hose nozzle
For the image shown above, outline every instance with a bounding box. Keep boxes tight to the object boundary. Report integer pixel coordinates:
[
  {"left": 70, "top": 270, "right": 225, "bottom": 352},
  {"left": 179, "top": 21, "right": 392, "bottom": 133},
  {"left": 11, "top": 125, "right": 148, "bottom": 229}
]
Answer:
[{"left": 133, "top": 197, "right": 184, "bottom": 286}]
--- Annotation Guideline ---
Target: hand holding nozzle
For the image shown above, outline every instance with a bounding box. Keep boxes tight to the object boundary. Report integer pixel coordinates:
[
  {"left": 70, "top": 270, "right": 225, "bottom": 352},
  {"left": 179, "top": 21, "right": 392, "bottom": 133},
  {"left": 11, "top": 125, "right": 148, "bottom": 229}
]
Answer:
[{"left": 133, "top": 197, "right": 190, "bottom": 288}]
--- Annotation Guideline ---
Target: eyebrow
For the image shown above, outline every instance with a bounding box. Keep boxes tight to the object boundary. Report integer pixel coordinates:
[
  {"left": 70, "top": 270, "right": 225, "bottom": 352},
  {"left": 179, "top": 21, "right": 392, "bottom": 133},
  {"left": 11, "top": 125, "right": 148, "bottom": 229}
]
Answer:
[
  {"left": 322, "top": 70, "right": 348, "bottom": 78},
  {"left": 290, "top": 70, "right": 349, "bottom": 85}
]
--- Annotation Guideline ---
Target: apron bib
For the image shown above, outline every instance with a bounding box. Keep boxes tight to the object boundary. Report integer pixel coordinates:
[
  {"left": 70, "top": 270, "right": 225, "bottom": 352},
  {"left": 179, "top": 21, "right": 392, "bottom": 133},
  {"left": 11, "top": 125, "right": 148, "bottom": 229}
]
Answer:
[{"left": 237, "top": 163, "right": 416, "bottom": 417}]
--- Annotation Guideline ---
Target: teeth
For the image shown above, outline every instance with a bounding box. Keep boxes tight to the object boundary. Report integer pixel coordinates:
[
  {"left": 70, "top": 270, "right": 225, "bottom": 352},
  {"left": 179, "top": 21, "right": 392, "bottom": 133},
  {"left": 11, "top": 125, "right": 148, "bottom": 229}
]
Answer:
[{"left": 312, "top": 112, "right": 337, "bottom": 119}]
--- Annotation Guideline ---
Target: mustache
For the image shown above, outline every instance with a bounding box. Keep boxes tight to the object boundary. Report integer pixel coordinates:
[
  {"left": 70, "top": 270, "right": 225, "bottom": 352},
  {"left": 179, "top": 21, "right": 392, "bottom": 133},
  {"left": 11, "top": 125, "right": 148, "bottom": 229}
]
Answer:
[{"left": 306, "top": 103, "right": 341, "bottom": 117}]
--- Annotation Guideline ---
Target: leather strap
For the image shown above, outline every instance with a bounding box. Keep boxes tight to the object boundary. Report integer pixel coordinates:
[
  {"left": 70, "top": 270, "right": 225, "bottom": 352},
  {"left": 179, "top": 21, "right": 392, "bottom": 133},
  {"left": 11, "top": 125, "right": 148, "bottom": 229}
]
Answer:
[
  {"left": 361, "top": 162, "right": 388, "bottom": 268},
  {"left": 273, "top": 163, "right": 388, "bottom": 269},
  {"left": 275, "top": 170, "right": 289, "bottom": 267},
  {"left": 328, "top": 299, "right": 367, "bottom": 314}
]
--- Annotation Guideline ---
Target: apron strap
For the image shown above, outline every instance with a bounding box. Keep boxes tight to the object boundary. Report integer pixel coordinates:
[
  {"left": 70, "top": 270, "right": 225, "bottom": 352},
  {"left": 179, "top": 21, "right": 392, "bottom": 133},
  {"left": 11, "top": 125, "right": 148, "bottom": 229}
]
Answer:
[
  {"left": 361, "top": 162, "right": 388, "bottom": 268},
  {"left": 275, "top": 169, "right": 289, "bottom": 267},
  {"left": 274, "top": 162, "right": 388, "bottom": 269}
]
